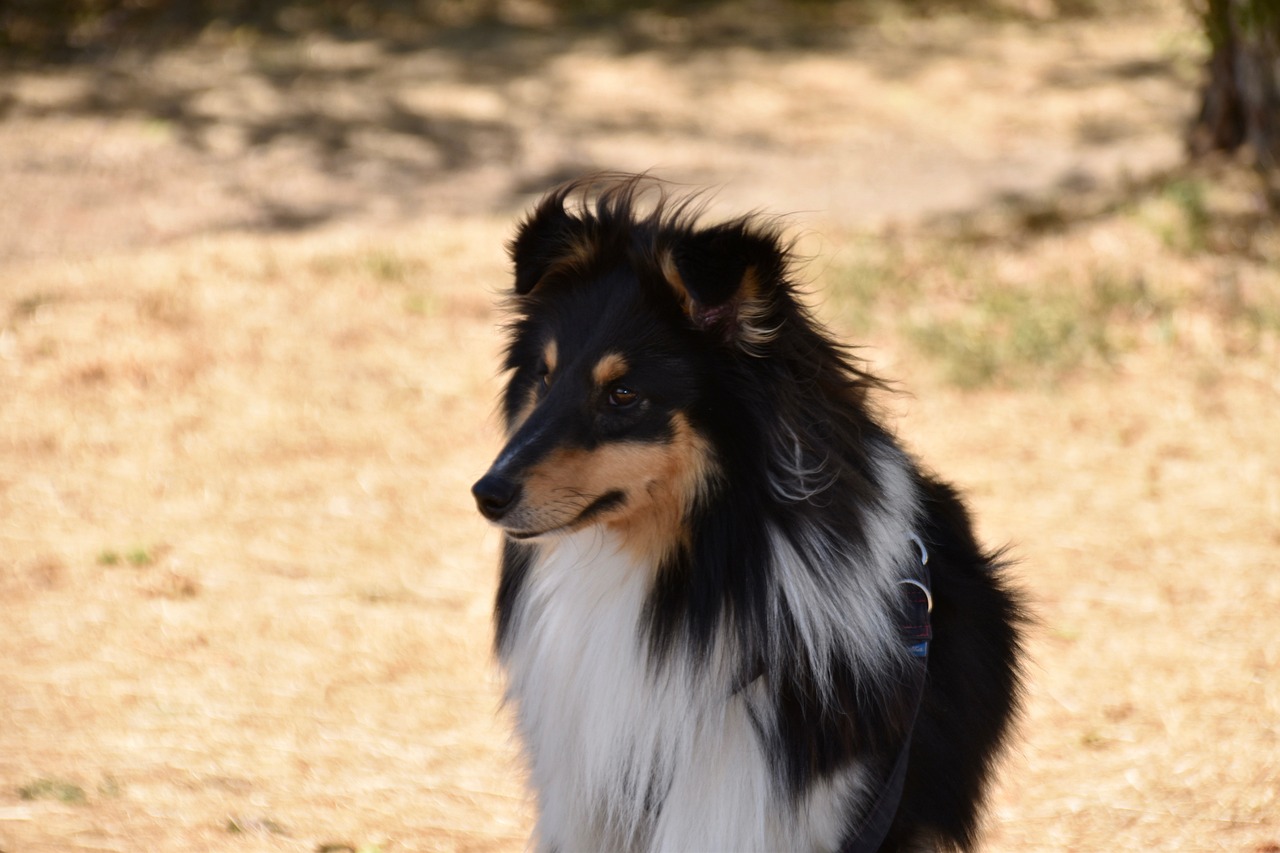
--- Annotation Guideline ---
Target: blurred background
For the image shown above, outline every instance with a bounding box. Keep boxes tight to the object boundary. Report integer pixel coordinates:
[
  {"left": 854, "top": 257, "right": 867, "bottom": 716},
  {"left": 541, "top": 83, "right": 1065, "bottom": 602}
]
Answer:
[{"left": 1, "top": 1, "right": 1277, "bottom": 851}]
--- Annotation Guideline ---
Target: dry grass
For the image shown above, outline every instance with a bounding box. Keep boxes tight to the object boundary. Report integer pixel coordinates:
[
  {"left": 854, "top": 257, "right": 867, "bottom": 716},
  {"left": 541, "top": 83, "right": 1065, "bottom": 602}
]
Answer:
[
  {"left": 0, "top": 223, "right": 532, "bottom": 852},
  {"left": 2, "top": 4, "right": 1279, "bottom": 851},
  {"left": 4, "top": 192, "right": 1278, "bottom": 853}
]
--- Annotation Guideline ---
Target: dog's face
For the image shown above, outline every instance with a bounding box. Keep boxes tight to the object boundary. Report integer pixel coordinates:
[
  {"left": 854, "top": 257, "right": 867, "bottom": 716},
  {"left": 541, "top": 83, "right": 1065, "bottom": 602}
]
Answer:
[
  {"left": 472, "top": 181, "right": 790, "bottom": 557},
  {"left": 472, "top": 276, "right": 710, "bottom": 553}
]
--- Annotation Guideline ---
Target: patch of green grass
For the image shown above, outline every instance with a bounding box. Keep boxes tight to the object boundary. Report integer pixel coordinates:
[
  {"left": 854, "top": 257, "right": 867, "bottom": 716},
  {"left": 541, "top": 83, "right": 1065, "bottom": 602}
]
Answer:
[
  {"left": 143, "top": 118, "right": 173, "bottom": 139},
  {"left": 830, "top": 235, "right": 1176, "bottom": 389},
  {"left": 1241, "top": 300, "right": 1280, "bottom": 337},
  {"left": 98, "top": 545, "right": 162, "bottom": 567},
  {"left": 363, "top": 250, "right": 412, "bottom": 283},
  {"left": 1080, "top": 729, "right": 1110, "bottom": 750},
  {"left": 19, "top": 778, "right": 87, "bottom": 804},
  {"left": 1135, "top": 177, "right": 1212, "bottom": 254},
  {"left": 906, "top": 270, "right": 1168, "bottom": 388},
  {"left": 1163, "top": 178, "right": 1211, "bottom": 252},
  {"left": 308, "top": 248, "right": 427, "bottom": 288},
  {"left": 905, "top": 287, "right": 1090, "bottom": 388},
  {"left": 829, "top": 262, "right": 897, "bottom": 333},
  {"left": 830, "top": 164, "right": 1280, "bottom": 388},
  {"left": 824, "top": 237, "right": 920, "bottom": 334},
  {"left": 402, "top": 291, "right": 441, "bottom": 317}
]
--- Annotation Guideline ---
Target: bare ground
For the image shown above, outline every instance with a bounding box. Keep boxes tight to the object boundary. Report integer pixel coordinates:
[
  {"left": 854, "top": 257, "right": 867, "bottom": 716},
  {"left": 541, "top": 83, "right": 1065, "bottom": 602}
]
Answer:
[{"left": 2, "top": 5, "right": 1279, "bottom": 852}]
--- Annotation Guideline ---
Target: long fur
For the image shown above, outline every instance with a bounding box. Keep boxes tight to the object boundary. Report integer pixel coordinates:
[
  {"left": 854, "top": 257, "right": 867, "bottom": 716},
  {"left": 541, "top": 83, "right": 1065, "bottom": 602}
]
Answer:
[{"left": 473, "top": 175, "right": 1025, "bottom": 852}]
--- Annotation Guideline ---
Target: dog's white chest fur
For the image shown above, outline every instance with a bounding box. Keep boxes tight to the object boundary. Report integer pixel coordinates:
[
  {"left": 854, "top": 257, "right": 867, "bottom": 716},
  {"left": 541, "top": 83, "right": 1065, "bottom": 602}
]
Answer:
[{"left": 499, "top": 529, "right": 861, "bottom": 853}]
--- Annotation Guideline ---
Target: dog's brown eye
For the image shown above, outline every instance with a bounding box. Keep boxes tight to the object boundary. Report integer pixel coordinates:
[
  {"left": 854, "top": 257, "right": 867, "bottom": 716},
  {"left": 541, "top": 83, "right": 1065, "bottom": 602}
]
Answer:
[{"left": 607, "top": 385, "right": 638, "bottom": 408}]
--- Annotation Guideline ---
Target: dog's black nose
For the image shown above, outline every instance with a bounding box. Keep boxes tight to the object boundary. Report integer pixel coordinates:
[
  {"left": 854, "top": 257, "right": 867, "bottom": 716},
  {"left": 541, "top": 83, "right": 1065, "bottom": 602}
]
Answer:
[{"left": 472, "top": 474, "right": 521, "bottom": 521}]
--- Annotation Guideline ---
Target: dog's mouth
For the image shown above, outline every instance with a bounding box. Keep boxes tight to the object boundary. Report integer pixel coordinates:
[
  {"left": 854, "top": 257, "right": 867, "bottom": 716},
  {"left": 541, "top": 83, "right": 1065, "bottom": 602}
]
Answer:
[
  {"left": 492, "top": 489, "right": 628, "bottom": 540},
  {"left": 506, "top": 528, "right": 549, "bottom": 541}
]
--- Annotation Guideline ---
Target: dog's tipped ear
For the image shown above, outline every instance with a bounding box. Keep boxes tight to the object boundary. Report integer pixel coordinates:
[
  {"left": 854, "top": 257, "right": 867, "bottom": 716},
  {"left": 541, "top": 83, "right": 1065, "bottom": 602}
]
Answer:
[
  {"left": 660, "top": 223, "right": 784, "bottom": 349},
  {"left": 508, "top": 195, "right": 588, "bottom": 296}
]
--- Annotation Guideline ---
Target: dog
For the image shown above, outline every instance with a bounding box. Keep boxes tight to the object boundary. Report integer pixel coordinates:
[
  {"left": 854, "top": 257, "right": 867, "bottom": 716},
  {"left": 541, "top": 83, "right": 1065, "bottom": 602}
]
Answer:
[{"left": 472, "top": 176, "right": 1025, "bottom": 852}]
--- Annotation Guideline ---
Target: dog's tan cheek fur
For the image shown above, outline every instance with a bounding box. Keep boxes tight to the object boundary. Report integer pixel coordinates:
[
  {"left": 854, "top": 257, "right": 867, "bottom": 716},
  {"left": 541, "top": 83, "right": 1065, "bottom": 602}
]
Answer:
[
  {"left": 607, "top": 414, "right": 715, "bottom": 564},
  {"left": 519, "top": 414, "right": 715, "bottom": 561}
]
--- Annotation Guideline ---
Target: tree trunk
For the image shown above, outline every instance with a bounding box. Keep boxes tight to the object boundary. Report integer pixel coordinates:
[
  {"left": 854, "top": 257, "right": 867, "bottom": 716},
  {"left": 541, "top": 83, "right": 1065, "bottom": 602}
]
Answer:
[{"left": 1189, "top": 0, "right": 1280, "bottom": 173}]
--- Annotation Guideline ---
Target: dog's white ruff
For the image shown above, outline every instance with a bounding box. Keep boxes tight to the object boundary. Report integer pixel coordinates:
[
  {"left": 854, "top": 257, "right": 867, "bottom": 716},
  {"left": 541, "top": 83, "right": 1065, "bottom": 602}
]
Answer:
[{"left": 499, "top": 442, "right": 923, "bottom": 852}]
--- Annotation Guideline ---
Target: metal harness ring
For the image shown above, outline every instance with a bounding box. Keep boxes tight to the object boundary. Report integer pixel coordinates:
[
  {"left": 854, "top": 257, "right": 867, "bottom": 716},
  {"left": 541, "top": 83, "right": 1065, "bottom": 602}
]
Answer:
[
  {"left": 908, "top": 532, "right": 929, "bottom": 566},
  {"left": 898, "top": 578, "right": 934, "bottom": 614}
]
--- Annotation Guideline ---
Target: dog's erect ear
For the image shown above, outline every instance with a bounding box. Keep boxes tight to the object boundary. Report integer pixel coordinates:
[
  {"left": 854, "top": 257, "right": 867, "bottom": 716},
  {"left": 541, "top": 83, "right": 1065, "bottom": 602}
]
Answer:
[
  {"left": 660, "top": 222, "right": 783, "bottom": 349},
  {"left": 508, "top": 195, "right": 589, "bottom": 296}
]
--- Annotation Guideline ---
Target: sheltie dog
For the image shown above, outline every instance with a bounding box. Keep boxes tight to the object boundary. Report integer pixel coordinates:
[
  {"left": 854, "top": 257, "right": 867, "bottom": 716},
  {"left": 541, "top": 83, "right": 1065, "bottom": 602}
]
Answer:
[{"left": 472, "top": 176, "right": 1025, "bottom": 852}]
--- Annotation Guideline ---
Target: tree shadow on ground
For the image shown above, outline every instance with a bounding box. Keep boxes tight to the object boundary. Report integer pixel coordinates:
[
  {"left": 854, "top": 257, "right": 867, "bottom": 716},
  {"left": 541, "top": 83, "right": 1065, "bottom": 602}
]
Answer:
[{"left": 0, "top": 0, "right": 1190, "bottom": 251}]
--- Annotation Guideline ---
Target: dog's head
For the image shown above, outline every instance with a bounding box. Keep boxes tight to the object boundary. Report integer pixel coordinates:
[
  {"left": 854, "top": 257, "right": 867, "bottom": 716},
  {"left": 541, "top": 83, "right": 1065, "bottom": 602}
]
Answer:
[{"left": 471, "top": 177, "right": 794, "bottom": 557}]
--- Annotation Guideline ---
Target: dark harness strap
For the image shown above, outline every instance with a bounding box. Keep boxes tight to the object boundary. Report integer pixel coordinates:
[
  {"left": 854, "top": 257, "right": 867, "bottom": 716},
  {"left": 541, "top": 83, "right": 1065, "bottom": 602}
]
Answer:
[{"left": 839, "top": 543, "right": 933, "bottom": 853}]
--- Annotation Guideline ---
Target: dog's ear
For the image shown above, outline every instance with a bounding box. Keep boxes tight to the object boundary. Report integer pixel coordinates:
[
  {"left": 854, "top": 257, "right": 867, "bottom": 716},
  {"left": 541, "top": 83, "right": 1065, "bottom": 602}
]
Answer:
[
  {"left": 508, "top": 194, "right": 589, "bottom": 296},
  {"left": 660, "top": 222, "right": 784, "bottom": 349}
]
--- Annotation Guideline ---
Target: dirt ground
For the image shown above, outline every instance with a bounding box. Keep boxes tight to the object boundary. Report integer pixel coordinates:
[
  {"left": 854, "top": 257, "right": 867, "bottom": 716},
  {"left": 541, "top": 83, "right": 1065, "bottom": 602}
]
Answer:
[{"left": 2, "top": 3, "right": 1278, "bottom": 852}]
